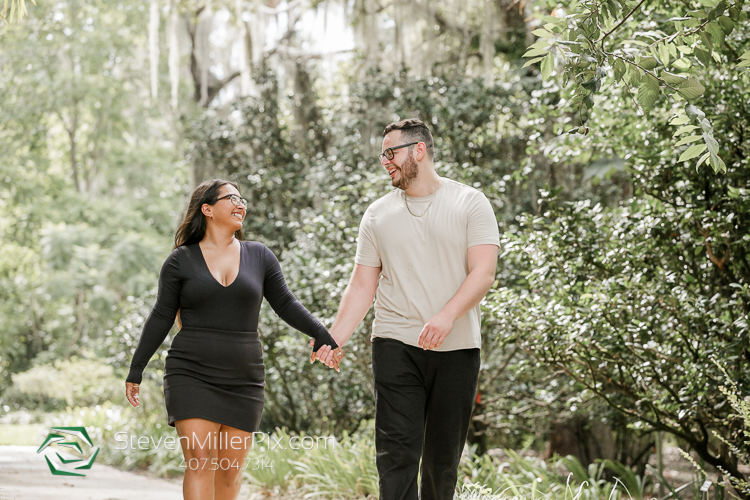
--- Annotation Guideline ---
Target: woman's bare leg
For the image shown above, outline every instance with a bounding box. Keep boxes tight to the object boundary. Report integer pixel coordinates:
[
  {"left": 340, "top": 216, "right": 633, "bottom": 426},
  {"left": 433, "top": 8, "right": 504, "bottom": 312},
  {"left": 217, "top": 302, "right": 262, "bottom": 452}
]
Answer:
[
  {"left": 175, "top": 418, "right": 221, "bottom": 500},
  {"left": 214, "top": 424, "right": 253, "bottom": 500}
]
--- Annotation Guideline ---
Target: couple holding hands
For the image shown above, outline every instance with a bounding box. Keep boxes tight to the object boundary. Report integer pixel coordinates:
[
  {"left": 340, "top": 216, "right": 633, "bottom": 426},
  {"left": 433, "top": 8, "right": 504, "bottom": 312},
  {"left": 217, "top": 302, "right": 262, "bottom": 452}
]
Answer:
[{"left": 125, "top": 119, "right": 500, "bottom": 500}]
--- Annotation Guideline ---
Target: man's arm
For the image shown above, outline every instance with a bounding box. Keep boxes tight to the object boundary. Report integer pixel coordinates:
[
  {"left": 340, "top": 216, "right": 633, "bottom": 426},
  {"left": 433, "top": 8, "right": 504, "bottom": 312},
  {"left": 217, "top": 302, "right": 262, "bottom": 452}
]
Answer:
[
  {"left": 418, "top": 244, "right": 499, "bottom": 350},
  {"left": 313, "top": 263, "right": 381, "bottom": 364}
]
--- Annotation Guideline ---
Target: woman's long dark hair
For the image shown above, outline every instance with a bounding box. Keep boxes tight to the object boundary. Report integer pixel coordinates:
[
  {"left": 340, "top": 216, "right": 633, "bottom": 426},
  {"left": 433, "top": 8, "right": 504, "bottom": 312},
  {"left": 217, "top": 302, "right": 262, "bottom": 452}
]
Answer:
[
  {"left": 173, "top": 179, "right": 245, "bottom": 249},
  {"left": 173, "top": 179, "right": 245, "bottom": 328}
]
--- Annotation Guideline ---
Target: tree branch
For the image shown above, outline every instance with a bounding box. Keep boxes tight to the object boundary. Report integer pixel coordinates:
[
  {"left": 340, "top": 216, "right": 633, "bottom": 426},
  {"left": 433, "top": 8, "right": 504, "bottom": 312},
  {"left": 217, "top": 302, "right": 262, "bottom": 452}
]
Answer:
[{"left": 599, "top": 0, "right": 650, "bottom": 43}]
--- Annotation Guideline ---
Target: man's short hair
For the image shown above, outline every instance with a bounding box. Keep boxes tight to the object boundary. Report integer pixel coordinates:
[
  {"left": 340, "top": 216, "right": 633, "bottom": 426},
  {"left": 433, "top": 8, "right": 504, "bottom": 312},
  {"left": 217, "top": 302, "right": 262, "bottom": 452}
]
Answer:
[{"left": 383, "top": 119, "right": 434, "bottom": 159}]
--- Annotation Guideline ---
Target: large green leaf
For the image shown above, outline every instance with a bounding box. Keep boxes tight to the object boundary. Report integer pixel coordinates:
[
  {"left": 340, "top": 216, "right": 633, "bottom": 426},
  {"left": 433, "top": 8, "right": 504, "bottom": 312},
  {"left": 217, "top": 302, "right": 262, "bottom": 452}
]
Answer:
[
  {"left": 674, "top": 134, "right": 702, "bottom": 147},
  {"left": 637, "top": 74, "right": 660, "bottom": 112},
  {"left": 613, "top": 59, "right": 627, "bottom": 81},
  {"left": 717, "top": 16, "right": 733, "bottom": 35},
  {"left": 705, "top": 22, "right": 725, "bottom": 47},
  {"left": 541, "top": 53, "right": 554, "bottom": 80},
  {"left": 639, "top": 56, "right": 659, "bottom": 70},
  {"left": 679, "top": 143, "right": 707, "bottom": 162},
  {"left": 662, "top": 71, "right": 687, "bottom": 85},
  {"left": 673, "top": 125, "right": 699, "bottom": 136},
  {"left": 523, "top": 47, "right": 550, "bottom": 58},
  {"left": 523, "top": 56, "right": 546, "bottom": 68},
  {"left": 677, "top": 79, "right": 706, "bottom": 100},
  {"left": 694, "top": 46, "right": 712, "bottom": 67}
]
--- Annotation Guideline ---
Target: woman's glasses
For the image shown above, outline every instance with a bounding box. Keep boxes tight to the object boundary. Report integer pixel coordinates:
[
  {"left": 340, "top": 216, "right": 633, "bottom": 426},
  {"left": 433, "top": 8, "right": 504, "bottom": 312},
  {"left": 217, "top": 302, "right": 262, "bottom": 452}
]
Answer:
[{"left": 214, "top": 194, "right": 248, "bottom": 208}]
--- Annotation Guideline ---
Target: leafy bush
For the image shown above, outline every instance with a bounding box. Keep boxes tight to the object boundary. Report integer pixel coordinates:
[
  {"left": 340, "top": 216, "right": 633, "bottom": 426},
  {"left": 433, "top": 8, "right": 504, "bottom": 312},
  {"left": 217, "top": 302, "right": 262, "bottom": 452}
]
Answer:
[
  {"left": 9, "top": 356, "right": 121, "bottom": 410},
  {"left": 491, "top": 191, "right": 750, "bottom": 485}
]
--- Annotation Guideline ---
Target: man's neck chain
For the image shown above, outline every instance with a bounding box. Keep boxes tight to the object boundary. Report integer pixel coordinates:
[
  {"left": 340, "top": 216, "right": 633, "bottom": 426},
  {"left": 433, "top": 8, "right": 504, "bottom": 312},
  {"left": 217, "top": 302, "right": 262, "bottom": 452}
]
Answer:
[{"left": 404, "top": 178, "right": 441, "bottom": 217}]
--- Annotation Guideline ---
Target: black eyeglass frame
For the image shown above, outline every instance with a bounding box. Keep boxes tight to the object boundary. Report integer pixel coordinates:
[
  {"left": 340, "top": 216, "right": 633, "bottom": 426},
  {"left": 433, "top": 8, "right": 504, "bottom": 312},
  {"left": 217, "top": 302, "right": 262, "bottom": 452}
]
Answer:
[
  {"left": 379, "top": 142, "right": 418, "bottom": 162},
  {"left": 213, "top": 193, "right": 248, "bottom": 208}
]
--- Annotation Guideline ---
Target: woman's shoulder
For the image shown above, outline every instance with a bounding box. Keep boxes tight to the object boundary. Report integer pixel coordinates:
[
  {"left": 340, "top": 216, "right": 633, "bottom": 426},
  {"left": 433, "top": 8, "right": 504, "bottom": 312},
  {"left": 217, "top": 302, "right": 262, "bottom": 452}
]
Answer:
[
  {"left": 240, "top": 239, "right": 274, "bottom": 258},
  {"left": 241, "top": 240, "right": 279, "bottom": 266},
  {"left": 240, "top": 239, "right": 268, "bottom": 252},
  {"left": 165, "top": 242, "right": 202, "bottom": 267},
  {"left": 170, "top": 243, "right": 196, "bottom": 258}
]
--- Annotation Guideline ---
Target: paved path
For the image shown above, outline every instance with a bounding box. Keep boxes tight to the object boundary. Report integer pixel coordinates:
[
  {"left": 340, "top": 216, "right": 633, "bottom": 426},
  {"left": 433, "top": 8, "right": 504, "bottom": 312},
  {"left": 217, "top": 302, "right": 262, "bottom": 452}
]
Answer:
[{"left": 0, "top": 445, "right": 184, "bottom": 500}]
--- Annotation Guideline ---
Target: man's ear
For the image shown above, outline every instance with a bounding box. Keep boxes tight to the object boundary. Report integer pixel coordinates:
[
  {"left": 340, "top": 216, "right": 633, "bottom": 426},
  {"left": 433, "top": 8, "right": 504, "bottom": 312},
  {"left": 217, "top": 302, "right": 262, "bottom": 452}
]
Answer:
[{"left": 415, "top": 142, "right": 427, "bottom": 161}]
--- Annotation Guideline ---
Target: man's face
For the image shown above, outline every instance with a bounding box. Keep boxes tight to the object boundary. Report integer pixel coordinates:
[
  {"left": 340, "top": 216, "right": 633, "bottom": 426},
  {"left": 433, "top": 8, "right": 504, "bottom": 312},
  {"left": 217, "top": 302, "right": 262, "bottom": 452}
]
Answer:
[{"left": 381, "top": 131, "right": 419, "bottom": 190}]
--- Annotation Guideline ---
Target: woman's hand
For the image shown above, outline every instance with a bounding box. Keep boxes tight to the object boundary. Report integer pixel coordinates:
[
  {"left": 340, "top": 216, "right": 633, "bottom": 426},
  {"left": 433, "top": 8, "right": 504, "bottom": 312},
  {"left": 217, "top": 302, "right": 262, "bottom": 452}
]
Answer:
[
  {"left": 125, "top": 382, "right": 140, "bottom": 408},
  {"left": 309, "top": 340, "right": 344, "bottom": 372}
]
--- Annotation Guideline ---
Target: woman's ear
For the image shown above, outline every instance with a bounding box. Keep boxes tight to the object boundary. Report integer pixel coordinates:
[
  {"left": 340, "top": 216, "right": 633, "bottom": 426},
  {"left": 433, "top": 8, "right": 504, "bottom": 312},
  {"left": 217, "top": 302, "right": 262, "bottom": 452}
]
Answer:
[{"left": 201, "top": 204, "right": 212, "bottom": 219}]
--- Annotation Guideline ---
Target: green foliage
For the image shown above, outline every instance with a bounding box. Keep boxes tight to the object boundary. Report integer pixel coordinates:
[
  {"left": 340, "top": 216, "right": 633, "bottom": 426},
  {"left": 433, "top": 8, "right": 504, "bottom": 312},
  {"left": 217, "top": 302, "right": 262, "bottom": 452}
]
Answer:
[
  {"left": 0, "top": 0, "right": 187, "bottom": 394},
  {"left": 679, "top": 359, "right": 750, "bottom": 497},
  {"left": 524, "top": 0, "right": 750, "bottom": 173},
  {"left": 48, "top": 395, "right": 648, "bottom": 500},
  {"left": 491, "top": 186, "right": 749, "bottom": 481},
  {"left": 9, "top": 356, "right": 121, "bottom": 409},
  {"left": 241, "top": 426, "right": 379, "bottom": 497}
]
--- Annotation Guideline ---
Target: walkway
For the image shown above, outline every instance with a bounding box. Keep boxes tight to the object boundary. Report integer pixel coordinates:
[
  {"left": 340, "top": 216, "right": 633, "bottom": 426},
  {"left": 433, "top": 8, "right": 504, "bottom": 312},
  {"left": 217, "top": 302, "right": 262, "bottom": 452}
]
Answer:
[{"left": 0, "top": 445, "right": 183, "bottom": 500}]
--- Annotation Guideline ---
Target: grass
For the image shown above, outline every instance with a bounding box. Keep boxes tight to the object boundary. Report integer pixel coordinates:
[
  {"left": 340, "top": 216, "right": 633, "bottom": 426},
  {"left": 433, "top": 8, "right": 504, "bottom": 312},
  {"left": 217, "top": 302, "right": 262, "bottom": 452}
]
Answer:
[
  {"left": 15, "top": 402, "right": 677, "bottom": 499},
  {"left": 0, "top": 424, "right": 45, "bottom": 445}
]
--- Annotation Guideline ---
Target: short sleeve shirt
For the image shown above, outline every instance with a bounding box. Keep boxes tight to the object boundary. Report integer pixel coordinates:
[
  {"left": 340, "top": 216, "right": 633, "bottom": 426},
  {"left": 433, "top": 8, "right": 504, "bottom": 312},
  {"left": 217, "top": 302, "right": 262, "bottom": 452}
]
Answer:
[{"left": 355, "top": 178, "right": 500, "bottom": 351}]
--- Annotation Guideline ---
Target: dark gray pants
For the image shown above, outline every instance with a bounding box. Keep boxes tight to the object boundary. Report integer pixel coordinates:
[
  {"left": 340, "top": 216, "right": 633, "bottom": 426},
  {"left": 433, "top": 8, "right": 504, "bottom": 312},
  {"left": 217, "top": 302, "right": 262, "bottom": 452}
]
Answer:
[{"left": 372, "top": 338, "right": 481, "bottom": 500}]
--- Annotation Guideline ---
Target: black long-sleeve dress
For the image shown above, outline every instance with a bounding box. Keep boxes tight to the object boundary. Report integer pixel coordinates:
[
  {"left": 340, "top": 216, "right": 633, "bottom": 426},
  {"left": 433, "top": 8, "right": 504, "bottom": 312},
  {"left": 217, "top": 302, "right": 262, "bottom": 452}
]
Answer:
[{"left": 126, "top": 240, "right": 337, "bottom": 433}]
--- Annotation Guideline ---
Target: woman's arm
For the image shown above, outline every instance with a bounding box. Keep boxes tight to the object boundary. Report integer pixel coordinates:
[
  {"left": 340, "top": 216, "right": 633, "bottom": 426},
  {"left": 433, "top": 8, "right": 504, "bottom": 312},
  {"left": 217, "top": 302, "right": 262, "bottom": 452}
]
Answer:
[
  {"left": 126, "top": 249, "right": 182, "bottom": 385},
  {"left": 262, "top": 245, "right": 339, "bottom": 353}
]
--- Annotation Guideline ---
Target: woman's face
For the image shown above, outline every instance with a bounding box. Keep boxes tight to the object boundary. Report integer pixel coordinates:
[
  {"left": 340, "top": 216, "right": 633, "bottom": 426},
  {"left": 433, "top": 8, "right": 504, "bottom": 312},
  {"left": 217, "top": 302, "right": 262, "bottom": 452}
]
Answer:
[{"left": 204, "top": 183, "right": 246, "bottom": 231}]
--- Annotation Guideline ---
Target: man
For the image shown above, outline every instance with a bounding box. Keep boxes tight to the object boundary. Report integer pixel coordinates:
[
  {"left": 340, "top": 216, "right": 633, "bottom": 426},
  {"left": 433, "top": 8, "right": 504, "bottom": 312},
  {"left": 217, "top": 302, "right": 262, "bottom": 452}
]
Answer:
[{"left": 315, "top": 118, "right": 499, "bottom": 499}]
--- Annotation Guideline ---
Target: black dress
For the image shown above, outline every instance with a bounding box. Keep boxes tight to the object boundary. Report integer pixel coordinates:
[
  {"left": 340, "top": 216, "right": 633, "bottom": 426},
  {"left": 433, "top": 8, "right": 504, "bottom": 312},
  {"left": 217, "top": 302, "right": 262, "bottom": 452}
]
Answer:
[{"left": 126, "top": 240, "right": 337, "bottom": 433}]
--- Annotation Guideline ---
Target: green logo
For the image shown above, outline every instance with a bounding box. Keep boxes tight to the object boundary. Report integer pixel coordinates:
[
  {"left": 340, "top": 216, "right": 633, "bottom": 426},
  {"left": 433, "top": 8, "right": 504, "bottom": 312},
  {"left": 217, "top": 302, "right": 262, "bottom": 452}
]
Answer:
[{"left": 36, "top": 427, "right": 99, "bottom": 476}]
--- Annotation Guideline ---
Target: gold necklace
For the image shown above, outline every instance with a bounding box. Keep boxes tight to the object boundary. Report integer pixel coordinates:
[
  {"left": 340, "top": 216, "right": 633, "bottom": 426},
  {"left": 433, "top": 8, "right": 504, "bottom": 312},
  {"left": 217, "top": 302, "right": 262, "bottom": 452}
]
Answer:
[{"left": 404, "top": 178, "right": 440, "bottom": 217}]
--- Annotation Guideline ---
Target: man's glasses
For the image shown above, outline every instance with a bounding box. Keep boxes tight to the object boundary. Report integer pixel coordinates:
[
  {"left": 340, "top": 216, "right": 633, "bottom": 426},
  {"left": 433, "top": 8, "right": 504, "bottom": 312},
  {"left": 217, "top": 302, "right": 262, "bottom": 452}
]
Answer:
[
  {"left": 214, "top": 194, "right": 248, "bottom": 208},
  {"left": 379, "top": 142, "right": 418, "bottom": 162}
]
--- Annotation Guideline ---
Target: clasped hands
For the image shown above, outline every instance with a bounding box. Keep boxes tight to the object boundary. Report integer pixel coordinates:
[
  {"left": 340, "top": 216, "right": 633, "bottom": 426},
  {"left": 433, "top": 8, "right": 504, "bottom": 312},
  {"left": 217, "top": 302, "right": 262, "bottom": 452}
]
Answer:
[
  {"left": 309, "top": 340, "right": 344, "bottom": 372},
  {"left": 310, "top": 312, "right": 454, "bottom": 371}
]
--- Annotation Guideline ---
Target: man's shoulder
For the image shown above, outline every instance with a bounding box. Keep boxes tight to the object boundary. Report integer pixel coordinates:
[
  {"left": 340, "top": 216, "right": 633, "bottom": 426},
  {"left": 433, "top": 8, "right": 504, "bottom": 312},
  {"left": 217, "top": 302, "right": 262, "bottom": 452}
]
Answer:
[
  {"left": 442, "top": 178, "right": 491, "bottom": 204},
  {"left": 365, "top": 189, "right": 401, "bottom": 214}
]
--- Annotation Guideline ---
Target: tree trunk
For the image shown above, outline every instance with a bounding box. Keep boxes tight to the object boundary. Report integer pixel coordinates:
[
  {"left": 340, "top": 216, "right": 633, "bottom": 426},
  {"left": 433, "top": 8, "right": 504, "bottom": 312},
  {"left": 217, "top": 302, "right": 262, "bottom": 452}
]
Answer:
[
  {"left": 482, "top": 0, "right": 495, "bottom": 85},
  {"left": 236, "top": 0, "right": 252, "bottom": 96},
  {"left": 196, "top": 1, "right": 213, "bottom": 107},
  {"left": 149, "top": 0, "right": 160, "bottom": 100},
  {"left": 168, "top": 0, "right": 180, "bottom": 110}
]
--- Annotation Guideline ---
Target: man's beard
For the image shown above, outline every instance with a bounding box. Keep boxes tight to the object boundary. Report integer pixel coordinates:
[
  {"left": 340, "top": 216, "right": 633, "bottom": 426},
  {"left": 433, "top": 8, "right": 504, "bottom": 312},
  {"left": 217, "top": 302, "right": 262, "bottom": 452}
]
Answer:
[{"left": 392, "top": 154, "right": 419, "bottom": 190}]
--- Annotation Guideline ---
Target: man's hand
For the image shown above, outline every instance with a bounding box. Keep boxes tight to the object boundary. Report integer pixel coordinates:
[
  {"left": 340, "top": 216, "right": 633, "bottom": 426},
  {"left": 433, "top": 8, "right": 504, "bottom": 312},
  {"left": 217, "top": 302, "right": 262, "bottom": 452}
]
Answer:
[
  {"left": 418, "top": 312, "right": 455, "bottom": 350},
  {"left": 309, "top": 340, "right": 344, "bottom": 372}
]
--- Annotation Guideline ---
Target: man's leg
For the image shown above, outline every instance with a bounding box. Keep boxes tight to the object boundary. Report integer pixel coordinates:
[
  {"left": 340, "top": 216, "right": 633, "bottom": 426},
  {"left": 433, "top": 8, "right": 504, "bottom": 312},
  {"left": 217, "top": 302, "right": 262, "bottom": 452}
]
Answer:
[
  {"left": 372, "top": 338, "right": 427, "bottom": 500},
  {"left": 420, "top": 348, "right": 481, "bottom": 500}
]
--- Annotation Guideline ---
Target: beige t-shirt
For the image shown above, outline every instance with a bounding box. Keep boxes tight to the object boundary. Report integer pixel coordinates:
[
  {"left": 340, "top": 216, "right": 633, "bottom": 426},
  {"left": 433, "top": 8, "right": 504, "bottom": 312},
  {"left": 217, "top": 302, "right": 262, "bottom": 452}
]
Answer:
[{"left": 355, "top": 178, "right": 500, "bottom": 351}]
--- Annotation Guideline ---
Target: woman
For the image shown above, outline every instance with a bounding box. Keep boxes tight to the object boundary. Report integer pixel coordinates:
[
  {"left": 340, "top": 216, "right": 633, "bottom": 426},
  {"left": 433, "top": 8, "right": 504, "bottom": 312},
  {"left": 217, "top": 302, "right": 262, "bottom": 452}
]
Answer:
[{"left": 125, "top": 179, "right": 342, "bottom": 500}]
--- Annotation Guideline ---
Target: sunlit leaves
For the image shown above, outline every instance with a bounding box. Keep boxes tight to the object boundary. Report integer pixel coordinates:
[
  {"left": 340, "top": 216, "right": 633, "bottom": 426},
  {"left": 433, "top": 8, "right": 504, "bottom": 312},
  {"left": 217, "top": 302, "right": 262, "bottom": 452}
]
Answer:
[
  {"left": 522, "top": 0, "right": 748, "bottom": 175},
  {"left": 671, "top": 104, "right": 725, "bottom": 173}
]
